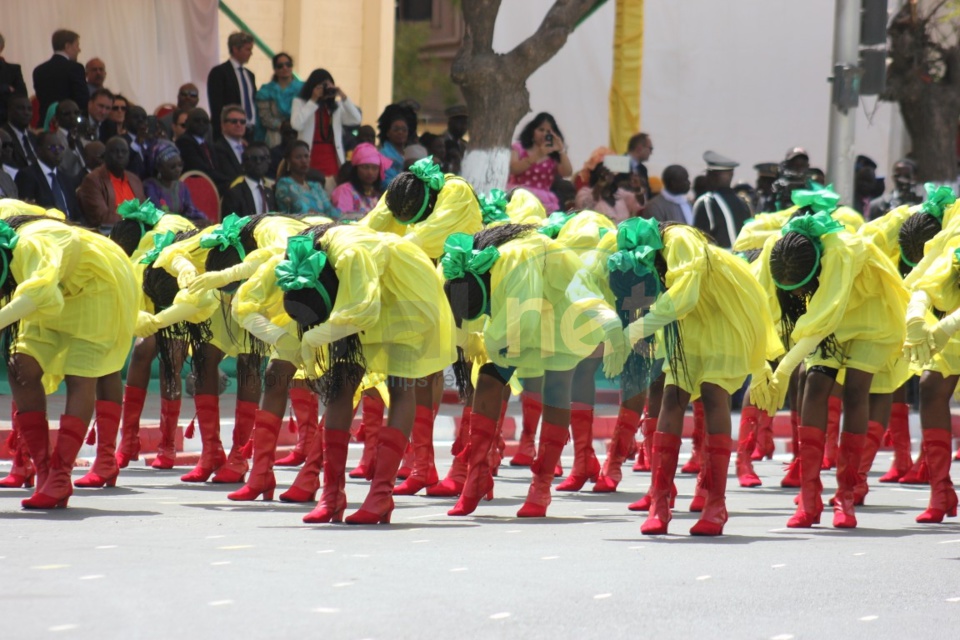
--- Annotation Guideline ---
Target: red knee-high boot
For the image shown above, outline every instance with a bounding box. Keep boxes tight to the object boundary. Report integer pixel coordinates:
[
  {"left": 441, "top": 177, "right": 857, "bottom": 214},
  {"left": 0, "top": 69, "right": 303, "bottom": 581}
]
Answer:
[
  {"left": 880, "top": 402, "right": 913, "bottom": 482},
  {"left": 489, "top": 400, "right": 508, "bottom": 477},
  {"left": 303, "top": 427, "right": 350, "bottom": 523},
  {"left": 854, "top": 420, "right": 884, "bottom": 505},
  {"left": 212, "top": 399, "right": 256, "bottom": 483},
  {"left": 181, "top": 395, "right": 226, "bottom": 482},
  {"left": 916, "top": 428, "right": 959, "bottom": 523},
  {"left": 510, "top": 391, "right": 541, "bottom": 466},
  {"left": 822, "top": 396, "right": 842, "bottom": 470},
  {"left": 346, "top": 427, "right": 409, "bottom": 524},
  {"left": 736, "top": 406, "right": 762, "bottom": 487},
  {"left": 594, "top": 406, "right": 642, "bottom": 492},
  {"left": 427, "top": 406, "right": 471, "bottom": 497},
  {"left": 281, "top": 416, "right": 327, "bottom": 502},
  {"left": 517, "top": 421, "right": 569, "bottom": 517},
  {"left": 557, "top": 403, "right": 600, "bottom": 491},
  {"left": 781, "top": 411, "right": 802, "bottom": 487},
  {"left": 276, "top": 388, "right": 318, "bottom": 466},
  {"left": 16, "top": 411, "right": 50, "bottom": 490},
  {"left": 690, "top": 433, "right": 733, "bottom": 536},
  {"left": 75, "top": 401, "right": 121, "bottom": 488},
  {"left": 633, "top": 415, "right": 657, "bottom": 472},
  {"left": 227, "top": 411, "right": 281, "bottom": 501},
  {"left": 899, "top": 447, "right": 929, "bottom": 484},
  {"left": 151, "top": 398, "right": 180, "bottom": 469},
  {"left": 786, "top": 426, "right": 825, "bottom": 528},
  {"left": 751, "top": 405, "right": 775, "bottom": 460},
  {"left": 640, "top": 432, "right": 682, "bottom": 535},
  {"left": 681, "top": 402, "right": 704, "bottom": 474},
  {"left": 832, "top": 431, "right": 865, "bottom": 528},
  {"left": 350, "top": 393, "right": 383, "bottom": 479},
  {"left": 448, "top": 412, "right": 497, "bottom": 516},
  {"left": 116, "top": 385, "right": 147, "bottom": 468},
  {"left": 393, "top": 405, "right": 439, "bottom": 495},
  {"left": 1, "top": 405, "right": 36, "bottom": 488},
  {"left": 22, "top": 415, "right": 87, "bottom": 509}
]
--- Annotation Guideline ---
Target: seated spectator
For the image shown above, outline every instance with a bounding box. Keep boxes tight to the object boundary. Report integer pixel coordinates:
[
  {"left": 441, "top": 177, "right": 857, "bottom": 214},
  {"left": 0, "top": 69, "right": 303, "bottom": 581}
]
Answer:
[
  {"left": 3, "top": 95, "right": 38, "bottom": 169},
  {"left": 85, "top": 88, "right": 115, "bottom": 143},
  {"left": 255, "top": 52, "right": 303, "bottom": 147},
  {"left": 355, "top": 124, "right": 376, "bottom": 146},
  {"left": 15, "top": 130, "right": 80, "bottom": 219},
  {"left": 268, "top": 120, "right": 298, "bottom": 179},
  {"left": 508, "top": 112, "right": 572, "bottom": 212},
  {"left": 122, "top": 105, "right": 148, "bottom": 178},
  {"left": 176, "top": 108, "right": 230, "bottom": 191},
  {"left": 77, "top": 136, "right": 145, "bottom": 228},
  {"left": 574, "top": 162, "right": 642, "bottom": 224},
  {"left": 0, "top": 129, "right": 18, "bottom": 197},
  {"left": 109, "top": 94, "right": 130, "bottom": 136},
  {"left": 52, "top": 99, "right": 86, "bottom": 180},
  {"left": 159, "top": 83, "right": 200, "bottom": 139},
  {"left": 274, "top": 140, "right": 338, "bottom": 217},
  {"left": 220, "top": 142, "right": 275, "bottom": 218},
  {"left": 143, "top": 141, "right": 206, "bottom": 223},
  {"left": 644, "top": 165, "right": 692, "bottom": 224},
  {"left": 214, "top": 105, "right": 247, "bottom": 186},
  {"left": 169, "top": 107, "right": 189, "bottom": 141},
  {"left": 83, "top": 140, "right": 105, "bottom": 172},
  {"left": 419, "top": 132, "right": 447, "bottom": 170},
  {"left": 85, "top": 57, "right": 106, "bottom": 97},
  {"left": 331, "top": 142, "right": 388, "bottom": 220},
  {"left": 376, "top": 104, "right": 413, "bottom": 187},
  {"left": 551, "top": 177, "right": 576, "bottom": 211}
]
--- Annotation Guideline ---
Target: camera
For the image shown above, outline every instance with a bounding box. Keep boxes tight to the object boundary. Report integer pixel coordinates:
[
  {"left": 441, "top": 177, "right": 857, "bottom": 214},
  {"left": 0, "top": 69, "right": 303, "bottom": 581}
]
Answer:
[
  {"left": 323, "top": 86, "right": 337, "bottom": 99},
  {"left": 545, "top": 133, "right": 554, "bottom": 146}
]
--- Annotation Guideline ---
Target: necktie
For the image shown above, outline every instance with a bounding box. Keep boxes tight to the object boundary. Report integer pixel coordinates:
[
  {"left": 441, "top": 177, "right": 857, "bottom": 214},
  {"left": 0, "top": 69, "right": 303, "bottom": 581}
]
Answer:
[
  {"left": 23, "top": 133, "right": 36, "bottom": 164},
  {"left": 49, "top": 171, "right": 68, "bottom": 215},
  {"left": 258, "top": 183, "right": 269, "bottom": 214},
  {"left": 200, "top": 141, "right": 213, "bottom": 167},
  {"left": 239, "top": 66, "right": 253, "bottom": 122}
]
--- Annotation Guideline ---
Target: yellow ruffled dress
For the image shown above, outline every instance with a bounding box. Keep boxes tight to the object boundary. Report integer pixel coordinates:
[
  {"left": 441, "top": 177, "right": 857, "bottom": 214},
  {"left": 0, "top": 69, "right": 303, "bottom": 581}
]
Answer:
[
  {"left": 906, "top": 234, "right": 960, "bottom": 376},
  {"left": 734, "top": 205, "right": 864, "bottom": 252}
]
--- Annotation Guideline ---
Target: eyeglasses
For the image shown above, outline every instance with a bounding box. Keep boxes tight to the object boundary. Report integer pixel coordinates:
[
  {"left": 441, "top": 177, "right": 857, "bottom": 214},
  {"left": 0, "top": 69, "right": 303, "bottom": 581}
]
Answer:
[
  {"left": 112, "top": 105, "right": 127, "bottom": 112},
  {"left": 46, "top": 144, "right": 65, "bottom": 152},
  {"left": 225, "top": 118, "right": 247, "bottom": 125},
  {"left": 274, "top": 61, "right": 293, "bottom": 69},
  {"left": 179, "top": 90, "right": 199, "bottom": 98}
]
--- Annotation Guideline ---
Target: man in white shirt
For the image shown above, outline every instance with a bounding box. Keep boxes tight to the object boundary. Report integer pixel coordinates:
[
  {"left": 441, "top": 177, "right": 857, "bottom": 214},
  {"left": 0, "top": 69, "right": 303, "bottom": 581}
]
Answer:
[
  {"left": 214, "top": 105, "right": 247, "bottom": 186},
  {"left": 220, "top": 141, "right": 275, "bottom": 218}
]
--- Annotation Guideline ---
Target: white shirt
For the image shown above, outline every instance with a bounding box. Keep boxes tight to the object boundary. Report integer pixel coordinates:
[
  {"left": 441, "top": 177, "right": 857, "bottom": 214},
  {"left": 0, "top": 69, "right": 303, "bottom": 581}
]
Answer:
[
  {"left": 230, "top": 58, "right": 257, "bottom": 126},
  {"left": 37, "top": 159, "right": 57, "bottom": 189},
  {"left": 245, "top": 177, "right": 266, "bottom": 214},
  {"left": 225, "top": 136, "right": 245, "bottom": 164},
  {"left": 3, "top": 164, "right": 18, "bottom": 180},
  {"left": 10, "top": 124, "right": 34, "bottom": 159}
]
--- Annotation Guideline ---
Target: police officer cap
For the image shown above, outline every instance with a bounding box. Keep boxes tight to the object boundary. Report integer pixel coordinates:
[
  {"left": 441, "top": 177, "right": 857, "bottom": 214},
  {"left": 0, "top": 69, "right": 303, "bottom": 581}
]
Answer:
[
  {"left": 445, "top": 104, "right": 468, "bottom": 118},
  {"left": 703, "top": 150, "right": 739, "bottom": 171},
  {"left": 753, "top": 162, "right": 779, "bottom": 178},
  {"left": 784, "top": 147, "right": 809, "bottom": 162}
]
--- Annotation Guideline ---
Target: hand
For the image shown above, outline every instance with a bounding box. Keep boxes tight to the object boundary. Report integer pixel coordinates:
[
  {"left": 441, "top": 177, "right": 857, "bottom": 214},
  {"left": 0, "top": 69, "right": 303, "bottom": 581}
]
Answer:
[
  {"left": 187, "top": 271, "right": 230, "bottom": 296},
  {"left": 905, "top": 312, "right": 929, "bottom": 346},
  {"left": 624, "top": 318, "right": 647, "bottom": 350},
  {"left": 135, "top": 311, "right": 161, "bottom": 338},
  {"left": 177, "top": 266, "right": 199, "bottom": 290},
  {"left": 748, "top": 365, "right": 775, "bottom": 415},
  {"left": 602, "top": 326, "right": 629, "bottom": 379},
  {"left": 310, "top": 84, "right": 324, "bottom": 102}
]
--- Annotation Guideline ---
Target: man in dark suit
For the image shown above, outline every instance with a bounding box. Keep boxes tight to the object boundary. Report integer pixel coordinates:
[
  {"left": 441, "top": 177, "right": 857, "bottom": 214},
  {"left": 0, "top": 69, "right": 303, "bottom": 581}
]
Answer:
[
  {"left": 2, "top": 95, "right": 38, "bottom": 169},
  {"left": 214, "top": 105, "right": 247, "bottom": 186},
  {"left": 0, "top": 33, "right": 28, "bottom": 126},
  {"left": 206, "top": 32, "right": 257, "bottom": 140},
  {"left": 177, "top": 107, "right": 231, "bottom": 192},
  {"left": 15, "top": 130, "right": 80, "bottom": 219},
  {"left": 32, "top": 29, "right": 88, "bottom": 119},
  {"left": 84, "top": 88, "right": 117, "bottom": 144},
  {"left": 220, "top": 142, "right": 275, "bottom": 218}
]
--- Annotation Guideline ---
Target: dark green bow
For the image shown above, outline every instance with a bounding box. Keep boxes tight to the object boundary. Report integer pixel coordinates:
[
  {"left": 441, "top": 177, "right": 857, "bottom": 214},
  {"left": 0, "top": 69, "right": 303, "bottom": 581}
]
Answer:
[
  {"left": 538, "top": 210, "right": 577, "bottom": 239},
  {"left": 0, "top": 220, "right": 20, "bottom": 288},
  {"left": 139, "top": 230, "right": 176, "bottom": 265},
  {"left": 118, "top": 199, "right": 164, "bottom": 226},
  {"left": 199, "top": 213, "right": 251, "bottom": 260},
  {"left": 409, "top": 157, "right": 446, "bottom": 191},
  {"left": 607, "top": 217, "right": 663, "bottom": 278},
  {"left": 919, "top": 183, "right": 957, "bottom": 221},
  {"left": 480, "top": 189, "right": 509, "bottom": 225},
  {"left": 440, "top": 233, "right": 500, "bottom": 280},
  {"left": 275, "top": 235, "right": 332, "bottom": 312},
  {"left": 791, "top": 183, "right": 841, "bottom": 214}
]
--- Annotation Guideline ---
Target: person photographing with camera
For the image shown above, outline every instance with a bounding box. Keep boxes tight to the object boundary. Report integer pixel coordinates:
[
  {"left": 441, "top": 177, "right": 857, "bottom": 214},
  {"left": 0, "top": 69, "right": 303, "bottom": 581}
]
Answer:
[
  {"left": 508, "top": 112, "right": 573, "bottom": 212},
  {"left": 291, "top": 68, "right": 362, "bottom": 193}
]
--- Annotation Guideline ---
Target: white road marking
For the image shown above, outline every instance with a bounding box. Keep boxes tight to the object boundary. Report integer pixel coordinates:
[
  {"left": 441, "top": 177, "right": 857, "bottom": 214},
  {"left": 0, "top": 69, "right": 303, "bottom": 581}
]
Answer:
[
  {"left": 217, "top": 545, "right": 253, "bottom": 550},
  {"left": 450, "top": 567, "right": 468, "bottom": 572},
  {"left": 770, "top": 635, "right": 795, "bottom": 640},
  {"left": 541, "top": 556, "right": 559, "bottom": 560},
  {"left": 628, "top": 546, "right": 645, "bottom": 550},
  {"left": 593, "top": 593, "right": 612, "bottom": 599},
  {"left": 208, "top": 600, "right": 233, "bottom": 606},
  {"left": 489, "top": 612, "right": 511, "bottom": 620},
  {"left": 32, "top": 565, "right": 69, "bottom": 570},
  {"left": 313, "top": 607, "right": 340, "bottom": 613},
  {"left": 407, "top": 513, "right": 447, "bottom": 520},
  {"left": 505, "top": 530, "right": 522, "bottom": 534},
  {"left": 937, "top": 539, "right": 960, "bottom": 544},
  {"left": 79, "top": 575, "right": 104, "bottom": 580},
  {"left": 333, "top": 582, "right": 354, "bottom": 587},
  {"left": 317, "top": 550, "right": 335, "bottom": 554},
  {"left": 95, "top": 545, "right": 117, "bottom": 550},
  {"left": 853, "top": 552, "right": 866, "bottom": 556},
  {"left": 210, "top": 561, "right": 231, "bottom": 566},
  {"left": 859, "top": 615, "right": 878, "bottom": 622},
  {"left": 696, "top": 575, "right": 711, "bottom": 581},
  {"left": 411, "top": 540, "right": 430, "bottom": 544},
  {"left": 946, "top": 597, "right": 960, "bottom": 602},
  {"left": 205, "top": 535, "right": 226, "bottom": 539},
  {"left": 48, "top": 625, "right": 78, "bottom": 632},
  {"left": 771, "top": 564, "right": 786, "bottom": 568}
]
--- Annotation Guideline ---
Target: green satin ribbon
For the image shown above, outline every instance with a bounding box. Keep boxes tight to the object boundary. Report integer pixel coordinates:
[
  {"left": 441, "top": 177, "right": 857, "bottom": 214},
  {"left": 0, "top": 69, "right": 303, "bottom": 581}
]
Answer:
[
  {"left": 440, "top": 232, "right": 500, "bottom": 320},
  {"left": 0, "top": 220, "right": 20, "bottom": 290},
  {"left": 480, "top": 189, "right": 510, "bottom": 225},
  {"left": 538, "top": 210, "right": 577, "bottom": 238},
  {"left": 919, "top": 183, "right": 957, "bottom": 222},
  {"left": 139, "top": 230, "right": 177, "bottom": 265},
  {"left": 199, "top": 213, "right": 251, "bottom": 260},
  {"left": 790, "top": 183, "right": 841, "bottom": 214},
  {"left": 275, "top": 235, "right": 333, "bottom": 314},
  {"left": 606, "top": 217, "right": 663, "bottom": 282},
  {"left": 774, "top": 211, "right": 844, "bottom": 291},
  {"left": 118, "top": 198, "right": 164, "bottom": 237},
  {"left": 400, "top": 157, "right": 446, "bottom": 226}
]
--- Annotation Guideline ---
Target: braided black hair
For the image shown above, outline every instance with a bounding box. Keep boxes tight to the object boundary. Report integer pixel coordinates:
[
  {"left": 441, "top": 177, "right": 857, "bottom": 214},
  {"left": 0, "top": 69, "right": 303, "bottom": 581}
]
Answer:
[
  {"left": 203, "top": 213, "right": 274, "bottom": 274},
  {"left": 384, "top": 171, "right": 440, "bottom": 223},
  {"left": 898, "top": 211, "right": 942, "bottom": 276},
  {"left": 109, "top": 218, "right": 153, "bottom": 257}
]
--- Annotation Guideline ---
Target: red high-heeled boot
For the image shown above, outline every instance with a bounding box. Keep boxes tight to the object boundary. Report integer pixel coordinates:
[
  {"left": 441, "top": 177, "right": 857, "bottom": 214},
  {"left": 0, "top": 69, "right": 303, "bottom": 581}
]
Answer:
[
  {"left": 1, "top": 406, "right": 36, "bottom": 489},
  {"left": 150, "top": 398, "right": 180, "bottom": 469},
  {"left": 557, "top": 403, "right": 600, "bottom": 491},
  {"left": 681, "top": 402, "right": 704, "bottom": 474},
  {"left": 116, "top": 385, "right": 146, "bottom": 468},
  {"left": 832, "top": 431, "right": 865, "bottom": 528},
  {"left": 786, "top": 426, "right": 825, "bottom": 528},
  {"left": 690, "top": 433, "right": 732, "bottom": 536},
  {"left": 23, "top": 415, "right": 87, "bottom": 509},
  {"left": 427, "top": 406, "right": 471, "bottom": 497},
  {"left": 350, "top": 393, "right": 383, "bottom": 479},
  {"left": 211, "top": 399, "right": 257, "bottom": 483},
  {"left": 633, "top": 416, "right": 657, "bottom": 472},
  {"left": 821, "top": 396, "right": 842, "bottom": 470},
  {"left": 517, "top": 421, "right": 569, "bottom": 517},
  {"left": 899, "top": 448, "right": 929, "bottom": 484},
  {"left": 641, "top": 432, "right": 682, "bottom": 535},
  {"left": 181, "top": 395, "right": 226, "bottom": 482},
  {"left": 510, "top": 391, "right": 541, "bottom": 466},
  {"left": 751, "top": 409, "right": 775, "bottom": 460},
  {"left": 880, "top": 402, "right": 912, "bottom": 482},
  {"left": 594, "top": 406, "right": 642, "bottom": 492},
  {"left": 448, "top": 412, "right": 497, "bottom": 516},
  {"left": 854, "top": 420, "right": 884, "bottom": 505},
  {"left": 916, "top": 428, "right": 959, "bottom": 523},
  {"left": 736, "top": 406, "right": 762, "bottom": 488},
  {"left": 281, "top": 417, "right": 326, "bottom": 502},
  {"left": 227, "top": 411, "right": 281, "bottom": 501},
  {"left": 627, "top": 481, "right": 676, "bottom": 511},
  {"left": 276, "top": 388, "right": 318, "bottom": 466},
  {"left": 16, "top": 411, "right": 50, "bottom": 489},
  {"left": 346, "top": 427, "right": 408, "bottom": 524},
  {"left": 489, "top": 400, "right": 508, "bottom": 477},
  {"left": 780, "top": 413, "right": 802, "bottom": 487},
  {"left": 303, "top": 428, "right": 350, "bottom": 522},
  {"left": 393, "top": 405, "right": 439, "bottom": 495},
  {"left": 75, "top": 401, "right": 122, "bottom": 488}
]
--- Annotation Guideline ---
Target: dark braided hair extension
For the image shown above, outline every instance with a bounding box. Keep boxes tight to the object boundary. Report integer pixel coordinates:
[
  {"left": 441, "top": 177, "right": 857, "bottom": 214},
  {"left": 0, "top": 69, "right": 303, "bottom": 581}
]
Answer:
[
  {"left": 898, "top": 211, "right": 942, "bottom": 277},
  {"left": 203, "top": 212, "right": 276, "bottom": 274},
  {"left": 451, "top": 347, "right": 474, "bottom": 401},
  {"left": 770, "top": 231, "right": 842, "bottom": 359},
  {"left": 109, "top": 218, "right": 153, "bottom": 257},
  {"left": 384, "top": 171, "right": 441, "bottom": 223}
]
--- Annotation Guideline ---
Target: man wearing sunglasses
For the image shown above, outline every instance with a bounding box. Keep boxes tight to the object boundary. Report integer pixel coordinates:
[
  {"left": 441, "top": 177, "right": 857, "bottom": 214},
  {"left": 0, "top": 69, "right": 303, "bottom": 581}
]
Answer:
[
  {"left": 207, "top": 31, "right": 257, "bottom": 140},
  {"left": 14, "top": 130, "right": 80, "bottom": 218},
  {"left": 213, "top": 105, "right": 247, "bottom": 186},
  {"left": 159, "top": 83, "right": 204, "bottom": 140}
]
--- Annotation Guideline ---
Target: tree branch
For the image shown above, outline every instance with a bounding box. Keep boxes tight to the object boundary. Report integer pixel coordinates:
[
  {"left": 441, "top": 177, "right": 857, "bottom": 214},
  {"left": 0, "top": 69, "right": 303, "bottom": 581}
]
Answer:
[
  {"left": 504, "top": 0, "right": 597, "bottom": 78},
  {"left": 460, "top": 0, "right": 502, "bottom": 54}
]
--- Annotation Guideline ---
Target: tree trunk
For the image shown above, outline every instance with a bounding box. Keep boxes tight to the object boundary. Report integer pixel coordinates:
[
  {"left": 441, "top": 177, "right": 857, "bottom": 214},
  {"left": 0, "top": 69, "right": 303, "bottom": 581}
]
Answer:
[{"left": 899, "top": 87, "right": 960, "bottom": 182}]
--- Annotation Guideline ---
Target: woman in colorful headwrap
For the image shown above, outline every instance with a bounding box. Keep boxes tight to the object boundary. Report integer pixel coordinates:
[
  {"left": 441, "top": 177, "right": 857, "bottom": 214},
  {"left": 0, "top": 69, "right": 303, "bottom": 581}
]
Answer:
[
  {"left": 0, "top": 214, "right": 138, "bottom": 509},
  {"left": 276, "top": 222, "right": 457, "bottom": 523},
  {"left": 142, "top": 141, "right": 208, "bottom": 224},
  {"left": 752, "top": 211, "right": 909, "bottom": 529},
  {"left": 331, "top": 142, "right": 391, "bottom": 219},
  {"left": 441, "top": 224, "right": 627, "bottom": 518}
]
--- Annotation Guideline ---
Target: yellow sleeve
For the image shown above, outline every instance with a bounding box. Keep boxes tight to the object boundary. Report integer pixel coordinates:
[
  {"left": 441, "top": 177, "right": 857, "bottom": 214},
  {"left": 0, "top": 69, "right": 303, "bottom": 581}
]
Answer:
[
  {"left": 8, "top": 235, "right": 66, "bottom": 319},
  {"left": 505, "top": 188, "right": 547, "bottom": 225},
  {"left": 858, "top": 204, "right": 914, "bottom": 260},
  {"left": 234, "top": 254, "right": 286, "bottom": 323},
  {"left": 131, "top": 215, "right": 196, "bottom": 264},
  {"left": 358, "top": 193, "right": 398, "bottom": 233},
  {"left": 170, "top": 289, "right": 220, "bottom": 323},
  {"left": 154, "top": 232, "right": 207, "bottom": 277},
  {"left": 403, "top": 178, "right": 483, "bottom": 259},
  {"left": 909, "top": 235, "right": 960, "bottom": 313},
  {"left": 643, "top": 226, "right": 706, "bottom": 333},
  {"left": 790, "top": 232, "right": 861, "bottom": 342},
  {"left": 733, "top": 209, "right": 793, "bottom": 252},
  {"left": 832, "top": 206, "right": 864, "bottom": 232},
  {"left": 328, "top": 246, "right": 381, "bottom": 330}
]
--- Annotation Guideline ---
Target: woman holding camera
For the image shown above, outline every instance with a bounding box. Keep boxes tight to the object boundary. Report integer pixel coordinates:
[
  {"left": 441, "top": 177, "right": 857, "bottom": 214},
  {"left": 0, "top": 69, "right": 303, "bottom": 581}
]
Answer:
[
  {"left": 290, "top": 69, "right": 362, "bottom": 192},
  {"left": 507, "top": 112, "right": 573, "bottom": 213}
]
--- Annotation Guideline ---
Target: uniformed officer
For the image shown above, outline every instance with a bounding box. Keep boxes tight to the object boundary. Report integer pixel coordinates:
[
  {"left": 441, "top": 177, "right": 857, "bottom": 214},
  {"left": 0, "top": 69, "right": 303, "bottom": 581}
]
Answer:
[{"left": 692, "top": 150, "right": 752, "bottom": 248}]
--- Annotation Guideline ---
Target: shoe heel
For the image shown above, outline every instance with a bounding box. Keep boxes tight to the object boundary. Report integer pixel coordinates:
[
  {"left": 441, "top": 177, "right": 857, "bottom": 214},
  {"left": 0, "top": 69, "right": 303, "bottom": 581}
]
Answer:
[
  {"left": 380, "top": 510, "right": 392, "bottom": 524},
  {"left": 106, "top": 477, "right": 117, "bottom": 488},
  {"left": 263, "top": 489, "right": 275, "bottom": 501},
  {"left": 26, "top": 475, "right": 35, "bottom": 489}
]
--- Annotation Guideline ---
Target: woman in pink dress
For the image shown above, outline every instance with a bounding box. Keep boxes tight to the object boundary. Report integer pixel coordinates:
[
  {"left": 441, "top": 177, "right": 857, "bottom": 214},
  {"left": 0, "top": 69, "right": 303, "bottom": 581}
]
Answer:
[
  {"left": 507, "top": 112, "right": 573, "bottom": 212},
  {"left": 331, "top": 143, "right": 391, "bottom": 220}
]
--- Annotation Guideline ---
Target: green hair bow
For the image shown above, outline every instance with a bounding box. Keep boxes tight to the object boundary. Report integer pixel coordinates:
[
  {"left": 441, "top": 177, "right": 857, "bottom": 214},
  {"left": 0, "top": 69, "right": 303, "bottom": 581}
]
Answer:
[
  {"left": 400, "top": 157, "right": 447, "bottom": 226},
  {"left": 919, "top": 183, "right": 957, "bottom": 222},
  {"left": 440, "top": 233, "right": 500, "bottom": 319},
  {"left": 774, "top": 211, "right": 844, "bottom": 291},
  {"left": 118, "top": 199, "right": 164, "bottom": 227},
  {"left": 538, "top": 210, "right": 577, "bottom": 239},
  {"left": 480, "top": 189, "right": 510, "bottom": 225},
  {"left": 606, "top": 217, "right": 663, "bottom": 279},
  {"left": 139, "top": 230, "right": 176, "bottom": 265},
  {"left": 275, "top": 235, "right": 332, "bottom": 313},
  {"left": 791, "top": 183, "right": 841, "bottom": 214},
  {"left": 0, "top": 220, "right": 20, "bottom": 289},
  {"left": 199, "top": 214, "right": 251, "bottom": 260}
]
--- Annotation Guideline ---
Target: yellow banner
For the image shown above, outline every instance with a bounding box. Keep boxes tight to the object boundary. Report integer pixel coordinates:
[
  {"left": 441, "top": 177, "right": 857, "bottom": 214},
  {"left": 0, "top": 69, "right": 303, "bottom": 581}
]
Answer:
[{"left": 608, "top": 0, "right": 643, "bottom": 153}]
